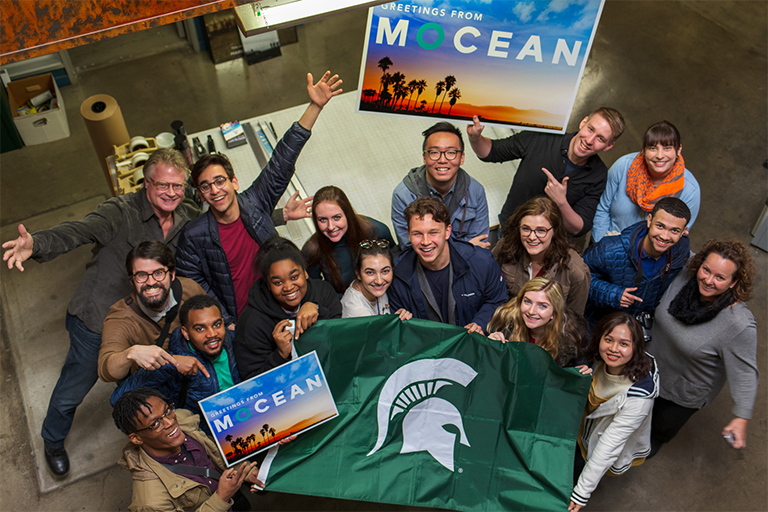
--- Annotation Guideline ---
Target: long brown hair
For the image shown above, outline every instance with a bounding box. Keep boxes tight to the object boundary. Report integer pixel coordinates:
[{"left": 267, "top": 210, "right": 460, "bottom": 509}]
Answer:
[
  {"left": 495, "top": 196, "right": 573, "bottom": 271},
  {"left": 587, "top": 312, "right": 651, "bottom": 382},
  {"left": 302, "top": 186, "right": 373, "bottom": 292}
]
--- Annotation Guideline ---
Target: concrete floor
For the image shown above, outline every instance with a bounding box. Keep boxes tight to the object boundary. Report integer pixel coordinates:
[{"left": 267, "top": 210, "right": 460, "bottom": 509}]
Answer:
[{"left": 1, "top": 1, "right": 766, "bottom": 510}]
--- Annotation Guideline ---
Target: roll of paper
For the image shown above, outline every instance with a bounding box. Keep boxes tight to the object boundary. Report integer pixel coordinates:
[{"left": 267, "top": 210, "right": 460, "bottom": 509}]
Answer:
[{"left": 81, "top": 95, "right": 130, "bottom": 192}]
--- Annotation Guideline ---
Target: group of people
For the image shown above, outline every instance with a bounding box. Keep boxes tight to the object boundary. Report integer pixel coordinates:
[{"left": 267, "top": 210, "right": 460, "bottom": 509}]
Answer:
[{"left": 2, "top": 69, "right": 758, "bottom": 512}]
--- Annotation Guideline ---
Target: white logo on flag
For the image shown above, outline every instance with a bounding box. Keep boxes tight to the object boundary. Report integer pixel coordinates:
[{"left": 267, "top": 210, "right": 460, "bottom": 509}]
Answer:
[{"left": 367, "top": 358, "right": 478, "bottom": 471}]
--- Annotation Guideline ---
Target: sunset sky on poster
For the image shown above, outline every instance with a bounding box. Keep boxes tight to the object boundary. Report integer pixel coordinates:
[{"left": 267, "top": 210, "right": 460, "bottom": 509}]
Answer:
[
  {"left": 200, "top": 352, "right": 337, "bottom": 465},
  {"left": 358, "top": 0, "right": 604, "bottom": 130}
]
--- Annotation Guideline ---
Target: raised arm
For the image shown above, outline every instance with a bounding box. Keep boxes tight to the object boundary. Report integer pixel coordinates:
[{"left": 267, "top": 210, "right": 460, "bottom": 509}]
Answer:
[
  {"left": 298, "top": 71, "right": 343, "bottom": 131},
  {"left": 466, "top": 116, "right": 492, "bottom": 159}
]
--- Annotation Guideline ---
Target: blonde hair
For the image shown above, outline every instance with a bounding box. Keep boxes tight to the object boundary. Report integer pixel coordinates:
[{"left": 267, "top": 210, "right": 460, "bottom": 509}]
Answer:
[{"left": 487, "top": 278, "right": 565, "bottom": 361}]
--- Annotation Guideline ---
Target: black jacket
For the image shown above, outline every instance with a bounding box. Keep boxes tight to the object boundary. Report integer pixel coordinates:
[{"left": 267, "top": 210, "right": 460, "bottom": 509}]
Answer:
[{"left": 234, "top": 278, "right": 342, "bottom": 379}]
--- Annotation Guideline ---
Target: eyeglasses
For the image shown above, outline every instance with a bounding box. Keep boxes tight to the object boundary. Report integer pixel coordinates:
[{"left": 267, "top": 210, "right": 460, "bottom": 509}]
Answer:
[
  {"left": 360, "top": 239, "right": 390, "bottom": 249},
  {"left": 148, "top": 178, "right": 186, "bottom": 193},
  {"left": 423, "top": 149, "right": 462, "bottom": 161},
  {"left": 136, "top": 403, "right": 176, "bottom": 433},
  {"left": 132, "top": 268, "right": 169, "bottom": 283},
  {"left": 520, "top": 226, "right": 553, "bottom": 239},
  {"left": 198, "top": 176, "right": 228, "bottom": 193}
]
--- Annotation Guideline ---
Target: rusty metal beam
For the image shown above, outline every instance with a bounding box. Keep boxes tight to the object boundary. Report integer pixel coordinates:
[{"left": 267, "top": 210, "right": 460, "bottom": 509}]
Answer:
[{"left": 0, "top": 0, "right": 252, "bottom": 66}]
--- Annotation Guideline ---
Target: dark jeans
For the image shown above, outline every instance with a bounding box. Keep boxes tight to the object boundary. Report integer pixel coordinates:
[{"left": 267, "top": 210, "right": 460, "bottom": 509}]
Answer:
[
  {"left": 41, "top": 313, "right": 102, "bottom": 449},
  {"left": 649, "top": 396, "right": 699, "bottom": 457}
]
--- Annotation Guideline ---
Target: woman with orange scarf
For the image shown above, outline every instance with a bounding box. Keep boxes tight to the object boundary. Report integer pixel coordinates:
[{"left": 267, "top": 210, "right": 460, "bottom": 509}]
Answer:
[{"left": 591, "top": 121, "right": 700, "bottom": 242}]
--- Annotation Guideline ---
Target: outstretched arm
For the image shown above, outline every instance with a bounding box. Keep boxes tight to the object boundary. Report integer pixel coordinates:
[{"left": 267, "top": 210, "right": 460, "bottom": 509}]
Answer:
[{"left": 298, "top": 71, "right": 343, "bottom": 131}]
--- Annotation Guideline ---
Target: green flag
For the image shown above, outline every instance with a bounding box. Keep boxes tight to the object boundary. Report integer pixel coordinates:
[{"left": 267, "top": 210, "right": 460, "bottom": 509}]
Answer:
[{"left": 259, "top": 315, "right": 590, "bottom": 511}]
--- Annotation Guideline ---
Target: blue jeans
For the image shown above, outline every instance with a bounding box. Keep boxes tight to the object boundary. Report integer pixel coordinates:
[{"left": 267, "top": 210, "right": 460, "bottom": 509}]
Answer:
[{"left": 41, "top": 313, "right": 102, "bottom": 449}]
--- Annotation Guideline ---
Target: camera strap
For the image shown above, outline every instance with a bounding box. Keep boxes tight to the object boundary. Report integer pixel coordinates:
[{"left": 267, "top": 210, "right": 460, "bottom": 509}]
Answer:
[{"left": 635, "top": 236, "right": 672, "bottom": 287}]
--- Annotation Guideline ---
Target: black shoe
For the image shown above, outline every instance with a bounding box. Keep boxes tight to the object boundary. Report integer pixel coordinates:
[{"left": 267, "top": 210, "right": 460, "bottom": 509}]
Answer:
[{"left": 44, "top": 444, "right": 69, "bottom": 477}]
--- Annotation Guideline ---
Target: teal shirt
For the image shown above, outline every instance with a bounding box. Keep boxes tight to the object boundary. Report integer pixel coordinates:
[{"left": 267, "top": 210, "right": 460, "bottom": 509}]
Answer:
[{"left": 188, "top": 342, "right": 235, "bottom": 392}]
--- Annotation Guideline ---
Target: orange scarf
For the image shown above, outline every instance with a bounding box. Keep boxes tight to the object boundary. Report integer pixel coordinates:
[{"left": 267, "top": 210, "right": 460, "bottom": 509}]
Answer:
[{"left": 626, "top": 153, "right": 685, "bottom": 211}]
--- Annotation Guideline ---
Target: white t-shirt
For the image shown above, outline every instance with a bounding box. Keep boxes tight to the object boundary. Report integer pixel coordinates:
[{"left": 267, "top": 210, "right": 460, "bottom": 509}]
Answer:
[{"left": 341, "top": 281, "right": 392, "bottom": 318}]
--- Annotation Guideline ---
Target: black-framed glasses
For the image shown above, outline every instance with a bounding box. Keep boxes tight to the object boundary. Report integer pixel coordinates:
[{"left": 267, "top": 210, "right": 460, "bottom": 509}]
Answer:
[
  {"left": 360, "top": 239, "right": 390, "bottom": 249},
  {"left": 423, "top": 149, "right": 462, "bottom": 161},
  {"left": 520, "top": 226, "right": 553, "bottom": 239},
  {"left": 148, "top": 178, "right": 185, "bottom": 193},
  {"left": 132, "top": 268, "right": 169, "bottom": 283},
  {"left": 135, "top": 403, "right": 176, "bottom": 433},
  {"left": 198, "top": 176, "right": 228, "bottom": 193}
]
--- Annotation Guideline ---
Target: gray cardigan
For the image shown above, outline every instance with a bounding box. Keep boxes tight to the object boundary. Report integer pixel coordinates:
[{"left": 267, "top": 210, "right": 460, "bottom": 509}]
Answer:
[{"left": 648, "top": 271, "right": 759, "bottom": 419}]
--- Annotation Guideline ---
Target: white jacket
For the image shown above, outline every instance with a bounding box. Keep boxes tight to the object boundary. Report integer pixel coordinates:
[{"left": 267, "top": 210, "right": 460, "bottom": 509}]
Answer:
[{"left": 571, "top": 355, "right": 659, "bottom": 507}]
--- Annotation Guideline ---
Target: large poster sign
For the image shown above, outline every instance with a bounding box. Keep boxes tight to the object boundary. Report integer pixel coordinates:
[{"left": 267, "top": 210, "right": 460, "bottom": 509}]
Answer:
[
  {"left": 199, "top": 351, "right": 338, "bottom": 467},
  {"left": 357, "top": 0, "right": 605, "bottom": 132}
]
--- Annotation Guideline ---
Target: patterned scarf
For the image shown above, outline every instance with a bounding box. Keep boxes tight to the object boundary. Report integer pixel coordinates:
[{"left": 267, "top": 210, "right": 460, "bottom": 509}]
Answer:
[{"left": 626, "top": 153, "right": 685, "bottom": 211}]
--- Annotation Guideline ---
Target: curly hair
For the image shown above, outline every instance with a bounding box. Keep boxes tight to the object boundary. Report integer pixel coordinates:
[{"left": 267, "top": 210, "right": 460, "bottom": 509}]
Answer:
[
  {"left": 586, "top": 312, "right": 651, "bottom": 382},
  {"left": 494, "top": 196, "right": 573, "bottom": 271},
  {"left": 302, "top": 186, "right": 373, "bottom": 293},
  {"left": 687, "top": 239, "right": 756, "bottom": 302},
  {"left": 487, "top": 278, "right": 570, "bottom": 364}
]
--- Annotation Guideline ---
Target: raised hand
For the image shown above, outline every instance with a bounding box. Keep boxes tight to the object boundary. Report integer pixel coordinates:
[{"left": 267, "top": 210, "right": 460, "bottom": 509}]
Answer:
[
  {"left": 283, "top": 191, "right": 314, "bottom": 221},
  {"left": 2, "top": 224, "right": 34, "bottom": 272},
  {"left": 466, "top": 115, "right": 485, "bottom": 142},
  {"left": 307, "top": 71, "right": 343, "bottom": 110}
]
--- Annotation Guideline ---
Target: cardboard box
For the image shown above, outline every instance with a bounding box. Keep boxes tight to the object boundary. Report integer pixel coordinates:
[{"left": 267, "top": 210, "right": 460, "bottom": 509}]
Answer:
[
  {"left": 204, "top": 10, "right": 244, "bottom": 64},
  {"left": 8, "top": 73, "right": 70, "bottom": 145}
]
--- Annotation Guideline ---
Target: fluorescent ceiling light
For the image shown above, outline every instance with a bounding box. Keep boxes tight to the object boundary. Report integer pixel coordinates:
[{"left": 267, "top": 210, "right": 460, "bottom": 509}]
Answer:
[{"left": 235, "top": 0, "right": 389, "bottom": 37}]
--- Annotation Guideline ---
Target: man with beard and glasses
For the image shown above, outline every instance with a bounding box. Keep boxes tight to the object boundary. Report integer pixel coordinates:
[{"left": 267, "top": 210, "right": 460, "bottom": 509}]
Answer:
[
  {"left": 583, "top": 197, "right": 691, "bottom": 328},
  {"left": 98, "top": 241, "right": 208, "bottom": 384},
  {"left": 109, "top": 294, "right": 241, "bottom": 435}
]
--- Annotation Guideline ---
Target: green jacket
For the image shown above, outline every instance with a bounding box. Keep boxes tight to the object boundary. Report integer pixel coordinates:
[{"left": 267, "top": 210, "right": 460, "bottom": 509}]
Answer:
[{"left": 118, "top": 410, "right": 233, "bottom": 512}]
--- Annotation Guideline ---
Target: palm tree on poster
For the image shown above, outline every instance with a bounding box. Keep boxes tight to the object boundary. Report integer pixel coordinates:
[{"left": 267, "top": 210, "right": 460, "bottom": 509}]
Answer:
[
  {"left": 431, "top": 80, "right": 445, "bottom": 113},
  {"left": 377, "top": 56, "right": 392, "bottom": 100},
  {"left": 413, "top": 79, "right": 427, "bottom": 112},
  {"left": 406, "top": 79, "right": 420, "bottom": 110},
  {"left": 362, "top": 89, "right": 376, "bottom": 102},
  {"left": 389, "top": 72, "right": 405, "bottom": 108},
  {"left": 378, "top": 72, "right": 391, "bottom": 105},
  {"left": 448, "top": 88, "right": 462, "bottom": 115},
  {"left": 439, "top": 75, "right": 456, "bottom": 114},
  {"left": 419, "top": 99, "right": 427, "bottom": 112},
  {"left": 226, "top": 434, "right": 233, "bottom": 450},
  {"left": 269, "top": 427, "right": 276, "bottom": 442},
  {"left": 394, "top": 80, "right": 409, "bottom": 110}
]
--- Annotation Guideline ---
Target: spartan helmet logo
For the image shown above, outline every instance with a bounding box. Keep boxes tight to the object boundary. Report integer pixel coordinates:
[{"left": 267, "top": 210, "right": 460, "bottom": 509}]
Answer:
[{"left": 367, "top": 358, "right": 478, "bottom": 471}]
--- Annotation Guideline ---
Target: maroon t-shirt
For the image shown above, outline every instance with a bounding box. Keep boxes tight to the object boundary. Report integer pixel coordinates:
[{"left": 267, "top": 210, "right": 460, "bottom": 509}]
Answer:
[{"left": 218, "top": 217, "right": 260, "bottom": 316}]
